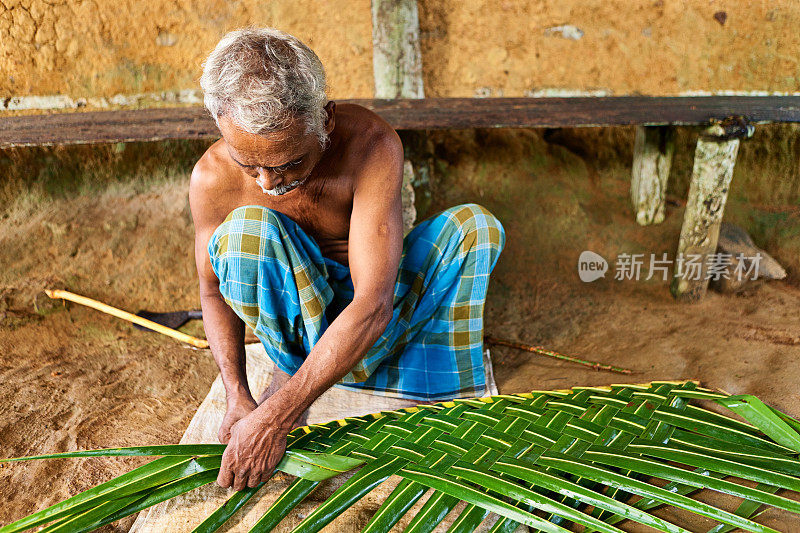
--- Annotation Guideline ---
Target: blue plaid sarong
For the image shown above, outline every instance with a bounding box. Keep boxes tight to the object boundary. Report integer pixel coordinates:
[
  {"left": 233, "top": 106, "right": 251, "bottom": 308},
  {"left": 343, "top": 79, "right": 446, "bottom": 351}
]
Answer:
[{"left": 208, "top": 203, "right": 505, "bottom": 401}]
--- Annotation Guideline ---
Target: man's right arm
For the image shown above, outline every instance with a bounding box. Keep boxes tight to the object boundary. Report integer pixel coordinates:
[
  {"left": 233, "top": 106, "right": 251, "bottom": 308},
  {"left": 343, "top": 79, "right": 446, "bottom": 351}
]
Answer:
[{"left": 189, "top": 161, "right": 257, "bottom": 443}]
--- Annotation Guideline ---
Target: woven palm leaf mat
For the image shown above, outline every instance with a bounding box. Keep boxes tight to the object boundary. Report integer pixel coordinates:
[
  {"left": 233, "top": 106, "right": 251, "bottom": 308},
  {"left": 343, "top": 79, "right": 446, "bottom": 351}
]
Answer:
[
  {"left": 129, "top": 343, "right": 506, "bottom": 532},
  {"left": 128, "top": 358, "right": 800, "bottom": 532}
]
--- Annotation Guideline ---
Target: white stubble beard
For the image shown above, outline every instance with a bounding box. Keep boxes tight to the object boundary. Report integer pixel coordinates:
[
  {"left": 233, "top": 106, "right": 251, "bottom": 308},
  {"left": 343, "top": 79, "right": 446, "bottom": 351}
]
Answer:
[{"left": 257, "top": 174, "right": 310, "bottom": 196}]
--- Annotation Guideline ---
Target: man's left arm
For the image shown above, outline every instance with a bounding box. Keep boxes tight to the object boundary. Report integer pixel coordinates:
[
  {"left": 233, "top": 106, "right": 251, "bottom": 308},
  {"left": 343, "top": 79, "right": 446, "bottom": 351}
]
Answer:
[{"left": 217, "top": 129, "right": 405, "bottom": 490}]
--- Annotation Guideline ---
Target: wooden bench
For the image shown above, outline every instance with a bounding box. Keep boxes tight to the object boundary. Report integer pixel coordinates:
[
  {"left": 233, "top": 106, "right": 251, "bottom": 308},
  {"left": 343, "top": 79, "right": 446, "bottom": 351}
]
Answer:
[
  {"left": 3, "top": 95, "right": 800, "bottom": 302},
  {"left": 2, "top": 96, "right": 798, "bottom": 144}
]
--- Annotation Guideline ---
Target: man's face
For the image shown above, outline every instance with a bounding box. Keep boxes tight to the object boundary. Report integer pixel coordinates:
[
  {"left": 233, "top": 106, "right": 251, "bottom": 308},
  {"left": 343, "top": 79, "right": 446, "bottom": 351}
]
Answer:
[{"left": 218, "top": 105, "right": 333, "bottom": 196}]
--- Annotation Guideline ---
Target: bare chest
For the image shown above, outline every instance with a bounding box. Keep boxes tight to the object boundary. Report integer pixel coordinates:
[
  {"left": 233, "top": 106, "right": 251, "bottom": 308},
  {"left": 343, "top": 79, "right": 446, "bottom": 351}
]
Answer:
[{"left": 238, "top": 176, "right": 353, "bottom": 266}]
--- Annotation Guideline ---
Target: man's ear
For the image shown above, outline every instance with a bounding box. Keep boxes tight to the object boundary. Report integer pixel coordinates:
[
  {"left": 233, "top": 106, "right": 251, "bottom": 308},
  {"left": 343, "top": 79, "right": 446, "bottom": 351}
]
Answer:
[{"left": 324, "top": 101, "right": 336, "bottom": 134}]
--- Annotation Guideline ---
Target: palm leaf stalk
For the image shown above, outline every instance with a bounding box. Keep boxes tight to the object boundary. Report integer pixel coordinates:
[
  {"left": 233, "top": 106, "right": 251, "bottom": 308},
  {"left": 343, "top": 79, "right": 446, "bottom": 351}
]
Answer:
[{"left": 4, "top": 381, "right": 800, "bottom": 532}]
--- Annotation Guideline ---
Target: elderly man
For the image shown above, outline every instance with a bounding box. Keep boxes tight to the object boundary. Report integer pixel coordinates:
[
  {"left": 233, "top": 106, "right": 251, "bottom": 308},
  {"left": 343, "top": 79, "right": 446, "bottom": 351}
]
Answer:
[{"left": 190, "top": 27, "right": 505, "bottom": 491}]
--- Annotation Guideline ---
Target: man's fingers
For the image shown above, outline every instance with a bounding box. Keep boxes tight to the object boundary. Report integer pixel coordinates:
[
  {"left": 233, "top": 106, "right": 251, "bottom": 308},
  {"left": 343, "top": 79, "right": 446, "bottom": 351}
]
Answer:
[
  {"left": 217, "top": 465, "right": 234, "bottom": 488},
  {"left": 247, "top": 471, "right": 262, "bottom": 488},
  {"left": 260, "top": 457, "right": 277, "bottom": 483},
  {"left": 218, "top": 448, "right": 236, "bottom": 488},
  {"left": 233, "top": 471, "right": 249, "bottom": 491},
  {"left": 218, "top": 420, "right": 232, "bottom": 444}
]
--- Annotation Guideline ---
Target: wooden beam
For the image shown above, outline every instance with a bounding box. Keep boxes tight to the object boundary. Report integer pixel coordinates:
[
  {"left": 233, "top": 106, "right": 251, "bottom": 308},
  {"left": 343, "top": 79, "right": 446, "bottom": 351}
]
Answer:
[
  {"left": 670, "top": 118, "right": 753, "bottom": 302},
  {"left": 365, "top": 96, "right": 800, "bottom": 129},
  {"left": 372, "top": 0, "right": 425, "bottom": 233},
  {"left": 3, "top": 97, "right": 800, "bottom": 148},
  {"left": 630, "top": 125, "right": 676, "bottom": 225}
]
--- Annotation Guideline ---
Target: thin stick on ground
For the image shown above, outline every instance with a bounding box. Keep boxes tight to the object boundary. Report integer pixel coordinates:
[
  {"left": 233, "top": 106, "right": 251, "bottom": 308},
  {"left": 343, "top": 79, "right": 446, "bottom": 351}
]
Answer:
[
  {"left": 484, "top": 335, "right": 633, "bottom": 375},
  {"left": 44, "top": 289, "right": 209, "bottom": 349}
]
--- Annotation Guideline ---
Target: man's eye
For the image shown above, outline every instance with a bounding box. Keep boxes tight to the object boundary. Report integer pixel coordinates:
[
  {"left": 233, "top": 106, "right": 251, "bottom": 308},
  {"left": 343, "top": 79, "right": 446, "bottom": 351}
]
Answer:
[{"left": 275, "top": 160, "right": 301, "bottom": 172}]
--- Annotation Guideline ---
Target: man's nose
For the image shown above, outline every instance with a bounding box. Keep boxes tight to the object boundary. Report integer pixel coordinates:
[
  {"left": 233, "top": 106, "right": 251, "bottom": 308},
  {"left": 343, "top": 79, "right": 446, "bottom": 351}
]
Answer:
[{"left": 257, "top": 168, "right": 281, "bottom": 186}]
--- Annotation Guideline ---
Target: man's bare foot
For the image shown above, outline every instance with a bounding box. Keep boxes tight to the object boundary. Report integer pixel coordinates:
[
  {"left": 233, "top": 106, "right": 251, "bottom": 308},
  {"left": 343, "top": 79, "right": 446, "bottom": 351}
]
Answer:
[
  {"left": 219, "top": 397, "right": 258, "bottom": 444},
  {"left": 257, "top": 368, "right": 292, "bottom": 404},
  {"left": 258, "top": 368, "right": 310, "bottom": 431},
  {"left": 290, "top": 409, "right": 310, "bottom": 431}
]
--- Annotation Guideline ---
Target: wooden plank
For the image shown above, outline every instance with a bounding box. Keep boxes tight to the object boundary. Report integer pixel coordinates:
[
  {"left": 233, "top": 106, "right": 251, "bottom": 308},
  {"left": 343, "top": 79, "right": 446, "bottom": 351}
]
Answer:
[
  {"left": 368, "top": 96, "right": 800, "bottom": 129},
  {"left": 129, "top": 342, "right": 501, "bottom": 532},
  {"left": 4, "top": 96, "right": 800, "bottom": 148}
]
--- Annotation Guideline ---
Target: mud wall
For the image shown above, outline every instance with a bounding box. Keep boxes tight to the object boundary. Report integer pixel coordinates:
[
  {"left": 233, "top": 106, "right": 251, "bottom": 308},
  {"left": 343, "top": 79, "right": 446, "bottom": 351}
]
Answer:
[
  {"left": 417, "top": 0, "right": 799, "bottom": 96},
  {"left": 1, "top": 0, "right": 798, "bottom": 108},
  {"left": 0, "top": 0, "right": 375, "bottom": 104}
]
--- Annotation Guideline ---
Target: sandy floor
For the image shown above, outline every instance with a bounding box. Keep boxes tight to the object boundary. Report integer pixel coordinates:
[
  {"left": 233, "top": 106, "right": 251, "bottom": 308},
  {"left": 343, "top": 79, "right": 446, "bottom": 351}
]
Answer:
[
  {"left": 424, "top": 127, "right": 800, "bottom": 420},
  {"left": 1, "top": 127, "right": 800, "bottom": 530}
]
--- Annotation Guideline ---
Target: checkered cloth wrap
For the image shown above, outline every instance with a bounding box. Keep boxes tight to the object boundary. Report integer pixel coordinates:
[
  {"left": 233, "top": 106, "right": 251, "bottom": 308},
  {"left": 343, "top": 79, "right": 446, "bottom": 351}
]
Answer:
[{"left": 208, "top": 202, "right": 505, "bottom": 401}]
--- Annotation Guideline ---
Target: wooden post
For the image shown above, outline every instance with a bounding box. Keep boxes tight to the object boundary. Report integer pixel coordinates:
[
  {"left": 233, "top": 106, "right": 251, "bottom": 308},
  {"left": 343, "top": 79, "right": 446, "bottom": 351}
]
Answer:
[
  {"left": 670, "top": 117, "right": 754, "bottom": 302},
  {"left": 372, "top": 0, "right": 425, "bottom": 233},
  {"left": 631, "top": 125, "right": 676, "bottom": 225}
]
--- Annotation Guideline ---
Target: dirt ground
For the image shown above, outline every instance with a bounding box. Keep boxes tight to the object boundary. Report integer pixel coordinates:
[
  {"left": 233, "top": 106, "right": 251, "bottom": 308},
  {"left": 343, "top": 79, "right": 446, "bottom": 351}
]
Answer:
[{"left": 1, "top": 125, "right": 800, "bottom": 530}]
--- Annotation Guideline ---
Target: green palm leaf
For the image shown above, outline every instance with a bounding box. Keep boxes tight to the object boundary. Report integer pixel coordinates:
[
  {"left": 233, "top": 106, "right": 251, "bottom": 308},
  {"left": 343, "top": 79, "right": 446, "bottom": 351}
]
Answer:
[{"left": 4, "top": 381, "right": 800, "bottom": 532}]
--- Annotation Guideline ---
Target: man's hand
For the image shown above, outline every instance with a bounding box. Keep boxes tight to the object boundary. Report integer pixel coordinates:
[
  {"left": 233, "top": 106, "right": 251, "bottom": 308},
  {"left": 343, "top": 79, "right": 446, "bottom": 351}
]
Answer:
[
  {"left": 217, "top": 406, "right": 292, "bottom": 490},
  {"left": 218, "top": 396, "right": 258, "bottom": 444}
]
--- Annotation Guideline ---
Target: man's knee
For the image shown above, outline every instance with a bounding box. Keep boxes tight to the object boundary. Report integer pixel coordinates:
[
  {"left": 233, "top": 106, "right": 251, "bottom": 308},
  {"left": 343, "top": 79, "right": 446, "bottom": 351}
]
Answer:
[
  {"left": 220, "top": 204, "right": 284, "bottom": 237},
  {"left": 443, "top": 203, "right": 506, "bottom": 254},
  {"left": 209, "top": 205, "right": 285, "bottom": 262}
]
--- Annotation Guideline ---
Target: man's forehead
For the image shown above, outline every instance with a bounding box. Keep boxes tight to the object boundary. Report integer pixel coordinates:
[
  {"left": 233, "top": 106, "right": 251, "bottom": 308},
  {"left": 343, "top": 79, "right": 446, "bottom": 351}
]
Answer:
[
  {"left": 219, "top": 115, "right": 310, "bottom": 163},
  {"left": 219, "top": 113, "right": 306, "bottom": 140}
]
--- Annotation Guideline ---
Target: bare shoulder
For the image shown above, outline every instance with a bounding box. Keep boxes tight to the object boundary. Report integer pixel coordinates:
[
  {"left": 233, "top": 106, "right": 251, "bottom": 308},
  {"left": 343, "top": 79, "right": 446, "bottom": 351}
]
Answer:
[
  {"left": 339, "top": 102, "right": 402, "bottom": 148},
  {"left": 189, "top": 140, "right": 239, "bottom": 229},
  {"left": 338, "top": 103, "right": 404, "bottom": 184},
  {"left": 190, "top": 140, "right": 233, "bottom": 196}
]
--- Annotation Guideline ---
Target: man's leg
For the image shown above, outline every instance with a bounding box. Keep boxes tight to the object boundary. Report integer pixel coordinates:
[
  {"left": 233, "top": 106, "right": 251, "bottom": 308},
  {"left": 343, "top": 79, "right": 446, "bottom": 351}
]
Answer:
[
  {"left": 335, "top": 202, "right": 506, "bottom": 401},
  {"left": 208, "top": 204, "right": 339, "bottom": 426}
]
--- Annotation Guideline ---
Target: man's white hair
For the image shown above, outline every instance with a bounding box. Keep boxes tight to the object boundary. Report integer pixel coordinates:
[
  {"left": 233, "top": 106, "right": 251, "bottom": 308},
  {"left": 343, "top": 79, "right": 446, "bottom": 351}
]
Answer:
[{"left": 200, "top": 27, "right": 329, "bottom": 146}]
